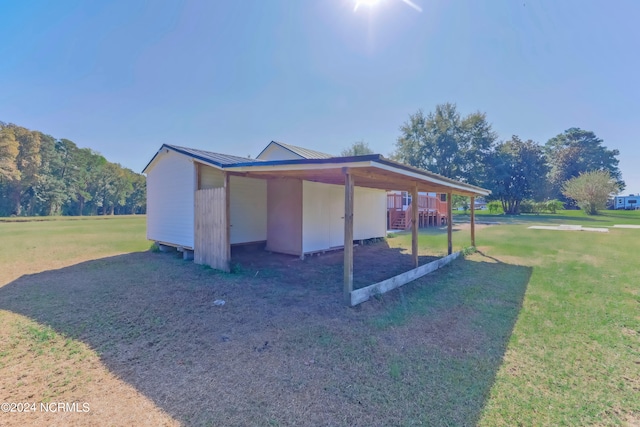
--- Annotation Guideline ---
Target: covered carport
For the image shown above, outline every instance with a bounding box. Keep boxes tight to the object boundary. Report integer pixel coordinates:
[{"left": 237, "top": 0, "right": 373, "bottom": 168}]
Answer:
[{"left": 224, "top": 154, "right": 490, "bottom": 306}]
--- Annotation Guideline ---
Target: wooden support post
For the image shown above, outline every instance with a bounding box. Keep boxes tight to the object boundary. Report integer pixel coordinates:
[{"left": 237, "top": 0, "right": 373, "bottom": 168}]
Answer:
[
  {"left": 343, "top": 169, "right": 355, "bottom": 306},
  {"left": 470, "top": 196, "right": 476, "bottom": 247},
  {"left": 224, "top": 172, "right": 231, "bottom": 272},
  {"left": 411, "top": 184, "right": 419, "bottom": 268},
  {"left": 447, "top": 192, "right": 453, "bottom": 255}
]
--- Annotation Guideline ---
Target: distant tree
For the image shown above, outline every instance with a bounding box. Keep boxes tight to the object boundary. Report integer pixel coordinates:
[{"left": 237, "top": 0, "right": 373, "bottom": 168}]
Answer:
[
  {"left": 125, "top": 172, "right": 147, "bottom": 214},
  {"left": 0, "top": 126, "right": 19, "bottom": 182},
  {"left": 341, "top": 141, "right": 374, "bottom": 157},
  {"left": 451, "top": 194, "right": 469, "bottom": 212},
  {"left": 33, "top": 133, "right": 68, "bottom": 215},
  {"left": 72, "top": 148, "right": 107, "bottom": 215},
  {"left": 485, "top": 136, "right": 548, "bottom": 215},
  {"left": 459, "top": 111, "right": 497, "bottom": 186},
  {"left": 0, "top": 121, "right": 146, "bottom": 217},
  {"left": 8, "top": 125, "right": 42, "bottom": 215},
  {"left": 0, "top": 126, "right": 20, "bottom": 216},
  {"left": 546, "top": 128, "right": 623, "bottom": 201},
  {"left": 393, "top": 103, "right": 497, "bottom": 184},
  {"left": 562, "top": 170, "right": 619, "bottom": 215}
]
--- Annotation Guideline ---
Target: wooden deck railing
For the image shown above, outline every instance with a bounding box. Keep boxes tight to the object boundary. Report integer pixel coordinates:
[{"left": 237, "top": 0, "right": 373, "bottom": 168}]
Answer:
[
  {"left": 387, "top": 193, "right": 448, "bottom": 229},
  {"left": 387, "top": 194, "right": 403, "bottom": 229}
]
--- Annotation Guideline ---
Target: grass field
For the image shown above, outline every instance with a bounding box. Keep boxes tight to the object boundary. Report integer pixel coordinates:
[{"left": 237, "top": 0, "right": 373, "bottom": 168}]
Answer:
[{"left": 0, "top": 212, "right": 638, "bottom": 426}]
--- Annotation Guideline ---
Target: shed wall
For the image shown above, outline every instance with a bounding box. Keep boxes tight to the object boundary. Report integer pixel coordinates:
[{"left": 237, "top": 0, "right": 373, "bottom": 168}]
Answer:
[
  {"left": 266, "top": 179, "right": 303, "bottom": 255},
  {"left": 229, "top": 176, "right": 267, "bottom": 244},
  {"left": 146, "top": 150, "right": 195, "bottom": 248},
  {"left": 199, "top": 164, "right": 225, "bottom": 188},
  {"left": 257, "top": 144, "right": 303, "bottom": 161},
  {"left": 353, "top": 186, "right": 387, "bottom": 240},
  {"left": 302, "top": 181, "right": 343, "bottom": 252},
  {"left": 301, "top": 181, "right": 386, "bottom": 254}
]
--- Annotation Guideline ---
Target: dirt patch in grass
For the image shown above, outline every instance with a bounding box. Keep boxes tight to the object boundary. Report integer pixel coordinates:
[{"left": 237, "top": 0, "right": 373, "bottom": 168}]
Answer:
[{"left": 0, "top": 242, "right": 531, "bottom": 426}]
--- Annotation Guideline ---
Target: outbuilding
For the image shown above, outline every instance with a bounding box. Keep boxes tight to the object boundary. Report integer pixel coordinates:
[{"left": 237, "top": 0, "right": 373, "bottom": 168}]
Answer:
[{"left": 143, "top": 141, "right": 490, "bottom": 305}]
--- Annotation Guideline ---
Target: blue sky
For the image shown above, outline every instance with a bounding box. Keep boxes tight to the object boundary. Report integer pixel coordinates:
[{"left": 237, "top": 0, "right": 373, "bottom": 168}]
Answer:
[{"left": 1, "top": 0, "right": 638, "bottom": 194}]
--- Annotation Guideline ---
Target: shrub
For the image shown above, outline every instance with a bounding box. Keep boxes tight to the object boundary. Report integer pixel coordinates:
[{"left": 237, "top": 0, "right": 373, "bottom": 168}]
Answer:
[
  {"left": 487, "top": 201, "right": 503, "bottom": 214},
  {"left": 562, "top": 171, "right": 619, "bottom": 215},
  {"left": 545, "top": 200, "right": 564, "bottom": 214},
  {"left": 519, "top": 200, "right": 535, "bottom": 214}
]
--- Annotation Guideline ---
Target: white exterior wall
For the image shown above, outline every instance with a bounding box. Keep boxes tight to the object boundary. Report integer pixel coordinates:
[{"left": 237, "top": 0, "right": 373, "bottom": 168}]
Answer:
[
  {"left": 257, "top": 144, "right": 303, "bottom": 161},
  {"left": 302, "top": 181, "right": 386, "bottom": 253},
  {"left": 353, "top": 186, "right": 387, "bottom": 240},
  {"left": 146, "top": 150, "right": 196, "bottom": 249},
  {"left": 229, "top": 176, "right": 267, "bottom": 244},
  {"left": 200, "top": 165, "right": 225, "bottom": 188}
]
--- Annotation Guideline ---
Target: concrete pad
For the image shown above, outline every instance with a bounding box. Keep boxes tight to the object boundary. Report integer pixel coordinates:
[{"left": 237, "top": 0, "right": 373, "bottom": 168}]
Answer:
[{"left": 528, "top": 225, "right": 609, "bottom": 233}]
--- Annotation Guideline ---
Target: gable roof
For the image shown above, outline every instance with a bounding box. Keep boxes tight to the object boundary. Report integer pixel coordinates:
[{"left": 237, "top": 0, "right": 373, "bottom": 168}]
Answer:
[
  {"left": 256, "top": 141, "right": 334, "bottom": 160},
  {"left": 143, "top": 143, "right": 490, "bottom": 196},
  {"left": 142, "top": 144, "right": 261, "bottom": 173}
]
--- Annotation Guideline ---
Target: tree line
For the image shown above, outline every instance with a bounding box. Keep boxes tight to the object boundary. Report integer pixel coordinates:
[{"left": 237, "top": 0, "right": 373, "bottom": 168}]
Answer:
[
  {"left": 0, "top": 122, "right": 146, "bottom": 217},
  {"left": 388, "top": 103, "right": 623, "bottom": 214}
]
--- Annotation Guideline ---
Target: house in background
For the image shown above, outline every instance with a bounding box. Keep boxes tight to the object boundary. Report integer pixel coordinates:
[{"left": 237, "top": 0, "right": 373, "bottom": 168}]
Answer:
[{"left": 386, "top": 191, "right": 448, "bottom": 229}]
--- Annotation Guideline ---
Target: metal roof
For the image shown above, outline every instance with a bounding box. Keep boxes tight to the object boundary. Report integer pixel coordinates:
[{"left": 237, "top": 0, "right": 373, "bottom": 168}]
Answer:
[
  {"left": 225, "top": 154, "right": 490, "bottom": 196},
  {"left": 165, "top": 144, "right": 259, "bottom": 166},
  {"left": 142, "top": 144, "right": 262, "bottom": 173},
  {"left": 142, "top": 143, "right": 490, "bottom": 196}
]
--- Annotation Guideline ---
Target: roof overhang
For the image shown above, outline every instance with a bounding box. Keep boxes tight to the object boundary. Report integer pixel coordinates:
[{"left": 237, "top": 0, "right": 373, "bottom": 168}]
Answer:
[
  {"left": 224, "top": 155, "right": 490, "bottom": 197},
  {"left": 143, "top": 145, "right": 490, "bottom": 196}
]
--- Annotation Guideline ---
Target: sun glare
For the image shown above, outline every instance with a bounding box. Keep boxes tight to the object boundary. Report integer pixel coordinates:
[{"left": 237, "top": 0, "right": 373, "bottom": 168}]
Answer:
[
  {"left": 353, "top": 0, "right": 382, "bottom": 12},
  {"left": 353, "top": 0, "right": 422, "bottom": 13}
]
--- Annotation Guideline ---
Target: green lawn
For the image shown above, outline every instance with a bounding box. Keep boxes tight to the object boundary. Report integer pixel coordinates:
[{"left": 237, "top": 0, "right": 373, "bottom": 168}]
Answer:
[
  {"left": 0, "top": 212, "right": 638, "bottom": 426},
  {"left": 456, "top": 208, "right": 640, "bottom": 226},
  {"left": 0, "top": 215, "right": 149, "bottom": 285},
  {"left": 477, "top": 214, "right": 640, "bottom": 426},
  {"left": 386, "top": 211, "right": 640, "bottom": 425}
]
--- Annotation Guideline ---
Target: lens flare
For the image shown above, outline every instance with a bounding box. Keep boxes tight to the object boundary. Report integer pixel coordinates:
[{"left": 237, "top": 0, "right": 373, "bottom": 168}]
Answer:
[
  {"left": 353, "top": 0, "right": 382, "bottom": 12},
  {"left": 353, "top": 0, "right": 422, "bottom": 13}
]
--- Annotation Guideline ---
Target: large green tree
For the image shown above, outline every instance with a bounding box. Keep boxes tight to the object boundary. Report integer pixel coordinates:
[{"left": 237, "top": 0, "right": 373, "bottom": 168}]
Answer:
[
  {"left": 393, "top": 103, "right": 497, "bottom": 185},
  {"left": 546, "top": 128, "right": 623, "bottom": 201},
  {"left": 485, "top": 136, "right": 548, "bottom": 215}
]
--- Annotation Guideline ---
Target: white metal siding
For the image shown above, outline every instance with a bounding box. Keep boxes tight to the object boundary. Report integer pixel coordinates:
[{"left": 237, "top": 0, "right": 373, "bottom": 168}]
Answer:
[
  {"left": 146, "top": 150, "right": 195, "bottom": 248},
  {"left": 257, "top": 144, "right": 303, "bottom": 161},
  {"left": 199, "top": 165, "right": 224, "bottom": 188},
  {"left": 302, "top": 181, "right": 341, "bottom": 253},
  {"left": 354, "top": 187, "right": 387, "bottom": 240},
  {"left": 230, "top": 176, "right": 267, "bottom": 244},
  {"left": 302, "top": 181, "right": 386, "bottom": 253}
]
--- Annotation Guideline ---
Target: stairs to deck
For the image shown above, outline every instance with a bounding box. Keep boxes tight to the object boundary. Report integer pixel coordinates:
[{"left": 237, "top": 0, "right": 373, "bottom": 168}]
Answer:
[{"left": 390, "top": 211, "right": 407, "bottom": 230}]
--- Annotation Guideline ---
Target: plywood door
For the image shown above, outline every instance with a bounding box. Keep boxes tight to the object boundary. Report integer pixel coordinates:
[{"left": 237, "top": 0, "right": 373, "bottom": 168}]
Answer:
[{"left": 194, "top": 188, "right": 230, "bottom": 272}]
